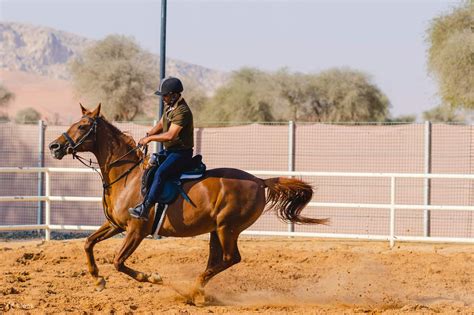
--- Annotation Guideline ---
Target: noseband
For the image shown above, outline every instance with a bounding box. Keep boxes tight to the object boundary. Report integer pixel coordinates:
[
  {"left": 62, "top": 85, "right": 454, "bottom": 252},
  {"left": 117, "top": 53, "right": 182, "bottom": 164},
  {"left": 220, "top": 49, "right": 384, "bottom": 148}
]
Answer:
[{"left": 62, "top": 116, "right": 98, "bottom": 156}]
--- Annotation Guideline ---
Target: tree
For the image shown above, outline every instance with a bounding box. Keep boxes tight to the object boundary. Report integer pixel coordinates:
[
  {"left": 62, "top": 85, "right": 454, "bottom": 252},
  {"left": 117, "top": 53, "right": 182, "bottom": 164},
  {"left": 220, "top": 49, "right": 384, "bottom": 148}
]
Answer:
[
  {"left": 0, "top": 84, "right": 14, "bottom": 121},
  {"left": 197, "top": 67, "right": 390, "bottom": 124},
  {"left": 385, "top": 115, "right": 417, "bottom": 123},
  {"left": 70, "top": 35, "right": 157, "bottom": 121},
  {"left": 426, "top": 2, "right": 473, "bottom": 108},
  {"left": 0, "top": 84, "right": 15, "bottom": 108},
  {"left": 273, "top": 69, "right": 308, "bottom": 121},
  {"left": 197, "top": 68, "right": 275, "bottom": 124},
  {"left": 422, "top": 104, "right": 466, "bottom": 123},
  {"left": 15, "top": 107, "right": 41, "bottom": 124},
  {"left": 303, "top": 68, "right": 390, "bottom": 122}
]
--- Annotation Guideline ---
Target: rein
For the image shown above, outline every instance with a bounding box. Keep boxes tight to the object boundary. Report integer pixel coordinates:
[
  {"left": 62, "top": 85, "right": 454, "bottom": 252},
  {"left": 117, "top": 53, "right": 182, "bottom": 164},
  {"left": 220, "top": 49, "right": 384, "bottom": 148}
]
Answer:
[{"left": 62, "top": 116, "right": 146, "bottom": 189}]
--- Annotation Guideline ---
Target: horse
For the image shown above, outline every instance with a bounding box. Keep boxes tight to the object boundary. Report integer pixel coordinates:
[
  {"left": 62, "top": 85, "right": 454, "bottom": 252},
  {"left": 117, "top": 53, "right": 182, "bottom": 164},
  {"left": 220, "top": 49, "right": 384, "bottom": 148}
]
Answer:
[{"left": 48, "top": 103, "right": 328, "bottom": 303}]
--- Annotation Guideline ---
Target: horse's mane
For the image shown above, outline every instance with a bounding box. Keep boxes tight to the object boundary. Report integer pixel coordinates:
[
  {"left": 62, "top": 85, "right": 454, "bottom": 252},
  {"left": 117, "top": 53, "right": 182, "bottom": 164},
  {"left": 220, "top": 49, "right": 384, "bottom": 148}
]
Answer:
[{"left": 99, "top": 115, "right": 143, "bottom": 159}]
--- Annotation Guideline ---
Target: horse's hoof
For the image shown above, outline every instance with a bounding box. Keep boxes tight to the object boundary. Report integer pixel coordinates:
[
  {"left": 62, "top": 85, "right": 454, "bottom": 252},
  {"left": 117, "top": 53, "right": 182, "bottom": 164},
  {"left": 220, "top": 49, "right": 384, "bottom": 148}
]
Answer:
[
  {"left": 148, "top": 273, "right": 163, "bottom": 284},
  {"left": 95, "top": 277, "right": 106, "bottom": 291},
  {"left": 193, "top": 293, "right": 206, "bottom": 306},
  {"left": 192, "top": 288, "right": 206, "bottom": 306}
]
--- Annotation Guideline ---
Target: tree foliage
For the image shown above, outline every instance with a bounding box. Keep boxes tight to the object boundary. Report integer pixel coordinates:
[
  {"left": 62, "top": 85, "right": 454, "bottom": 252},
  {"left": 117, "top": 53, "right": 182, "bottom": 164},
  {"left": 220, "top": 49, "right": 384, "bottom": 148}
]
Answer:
[
  {"left": 197, "top": 68, "right": 276, "bottom": 123},
  {"left": 303, "top": 68, "right": 389, "bottom": 122},
  {"left": 70, "top": 35, "right": 157, "bottom": 121},
  {"left": 385, "top": 115, "right": 417, "bottom": 123},
  {"left": 197, "top": 67, "right": 390, "bottom": 123},
  {"left": 0, "top": 84, "right": 14, "bottom": 108},
  {"left": 426, "top": 2, "right": 473, "bottom": 108},
  {"left": 422, "top": 104, "right": 467, "bottom": 123},
  {"left": 15, "top": 107, "right": 41, "bottom": 124}
]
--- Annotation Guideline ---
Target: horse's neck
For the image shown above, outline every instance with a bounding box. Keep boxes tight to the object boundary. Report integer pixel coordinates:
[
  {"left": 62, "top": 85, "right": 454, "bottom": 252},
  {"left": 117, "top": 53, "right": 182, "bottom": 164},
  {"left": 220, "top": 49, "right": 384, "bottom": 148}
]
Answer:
[{"left": 93, "top": 122, "right": 140, "bottom": 184}]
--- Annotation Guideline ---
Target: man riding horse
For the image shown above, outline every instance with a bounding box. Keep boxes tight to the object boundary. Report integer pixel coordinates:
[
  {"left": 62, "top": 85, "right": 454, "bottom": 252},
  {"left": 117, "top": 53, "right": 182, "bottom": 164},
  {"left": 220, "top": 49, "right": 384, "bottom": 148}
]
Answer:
[{"left": 129, "top": 76, "right": 194, "bottom": 220}]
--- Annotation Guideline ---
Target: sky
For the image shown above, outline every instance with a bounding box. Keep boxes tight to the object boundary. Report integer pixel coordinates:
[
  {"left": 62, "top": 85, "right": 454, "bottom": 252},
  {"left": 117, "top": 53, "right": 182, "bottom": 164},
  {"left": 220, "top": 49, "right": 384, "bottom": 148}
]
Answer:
[{"left": 0, "top": 0, "right": 459, "bottom": 118}]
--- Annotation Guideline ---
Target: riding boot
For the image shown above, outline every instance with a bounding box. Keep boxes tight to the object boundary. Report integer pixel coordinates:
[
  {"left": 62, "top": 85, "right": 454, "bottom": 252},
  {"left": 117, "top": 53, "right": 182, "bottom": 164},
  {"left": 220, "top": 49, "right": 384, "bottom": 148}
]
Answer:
[{"left": 128, "top": 199, "right": 154, "bottom": 221}]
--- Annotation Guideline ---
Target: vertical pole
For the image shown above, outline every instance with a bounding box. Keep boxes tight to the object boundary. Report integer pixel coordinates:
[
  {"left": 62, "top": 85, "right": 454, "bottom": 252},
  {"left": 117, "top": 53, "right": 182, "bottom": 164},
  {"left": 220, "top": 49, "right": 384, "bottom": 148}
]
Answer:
[
  {"left": 152, "top": 120, "right": 158, "bottom": 153},
  {"left": 390, "top": 176, "right": 396, "bottom": 248},
  {"left": 45, "top": 170, "right": 51, "bottom": 241},
  {"left": 37, "top": 120, "right": 45, "bottom": 229},
  {"left": 424, "top": 121, "right": 432, "bottom": 237},
  {"left": 158, "top": 0, "right": 167, "bottom": 153},
  {"left": 288, "top": 121, "right": 295, "bottom": 233}
]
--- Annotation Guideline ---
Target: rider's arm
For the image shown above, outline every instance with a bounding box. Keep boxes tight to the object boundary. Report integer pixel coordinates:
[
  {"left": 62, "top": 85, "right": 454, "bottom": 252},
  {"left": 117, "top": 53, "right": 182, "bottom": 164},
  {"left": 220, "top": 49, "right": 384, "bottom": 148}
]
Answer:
[
  {"left": 146, "top": 123, "right": 182, "bottom": 143},
  {"left": 147, "top": 117, "right": 164, "bottom": 135}
]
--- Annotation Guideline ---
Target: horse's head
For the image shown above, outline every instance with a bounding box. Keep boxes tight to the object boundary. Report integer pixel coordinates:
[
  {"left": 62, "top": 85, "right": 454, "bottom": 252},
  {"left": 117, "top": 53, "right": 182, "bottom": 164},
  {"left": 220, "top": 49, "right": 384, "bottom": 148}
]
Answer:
[{"left": 49, "top": 103, "right": 102, "bottom": 160}]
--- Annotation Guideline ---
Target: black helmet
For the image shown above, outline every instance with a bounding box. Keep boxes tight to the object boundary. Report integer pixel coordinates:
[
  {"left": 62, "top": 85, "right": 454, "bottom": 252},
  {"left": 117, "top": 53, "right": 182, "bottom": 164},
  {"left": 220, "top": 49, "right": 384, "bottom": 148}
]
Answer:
[{"left": 154, "top": 77, "right": 184, "bottom": 96}]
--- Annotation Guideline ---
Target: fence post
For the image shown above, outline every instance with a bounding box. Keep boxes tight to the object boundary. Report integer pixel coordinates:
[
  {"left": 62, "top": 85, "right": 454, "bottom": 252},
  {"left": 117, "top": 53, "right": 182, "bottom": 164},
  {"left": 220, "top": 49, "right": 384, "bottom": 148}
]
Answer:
[
  {"left": 424, "top": 121, "right": 432, "bottom": 237},
  {"left": 37, "top": 120, "right": 46, "bottom": 229},
  {"left": 45, "top": 169, "right": 51, "bottom": 241},
  {"left": 390, "top": 176, "right": 396, "bottom": 248},
  {"left": 288, "top": 121, "right": 295, "bottom": 233}
]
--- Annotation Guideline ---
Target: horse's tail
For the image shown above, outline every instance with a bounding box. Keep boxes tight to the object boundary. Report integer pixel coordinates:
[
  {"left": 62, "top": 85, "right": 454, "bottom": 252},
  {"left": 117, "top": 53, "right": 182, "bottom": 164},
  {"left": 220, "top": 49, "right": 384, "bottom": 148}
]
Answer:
[{"left": 264, "top": 177, "right": 329, "bottom": 225}]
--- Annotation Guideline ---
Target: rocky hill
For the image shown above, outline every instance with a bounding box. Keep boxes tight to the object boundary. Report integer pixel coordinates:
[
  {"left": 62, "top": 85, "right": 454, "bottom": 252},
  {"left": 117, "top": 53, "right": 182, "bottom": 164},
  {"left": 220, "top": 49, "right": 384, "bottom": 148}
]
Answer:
[{"left": 0, "top": 21, "right": 227, "bottom": 92}]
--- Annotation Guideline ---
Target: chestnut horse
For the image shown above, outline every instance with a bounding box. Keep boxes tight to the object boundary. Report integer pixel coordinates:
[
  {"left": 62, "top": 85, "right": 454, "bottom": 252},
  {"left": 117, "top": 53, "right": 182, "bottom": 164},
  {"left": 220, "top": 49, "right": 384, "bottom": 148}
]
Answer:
[{"left": 48, "top": 104, "right": 327, "bottom": 302}]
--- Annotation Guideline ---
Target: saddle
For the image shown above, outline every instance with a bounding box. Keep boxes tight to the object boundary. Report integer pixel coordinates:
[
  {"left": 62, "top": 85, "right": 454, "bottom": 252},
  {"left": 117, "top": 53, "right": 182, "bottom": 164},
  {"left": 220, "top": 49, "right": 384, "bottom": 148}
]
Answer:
[{"left": 141, "top": 154, "right": 206, "bottom": 205}]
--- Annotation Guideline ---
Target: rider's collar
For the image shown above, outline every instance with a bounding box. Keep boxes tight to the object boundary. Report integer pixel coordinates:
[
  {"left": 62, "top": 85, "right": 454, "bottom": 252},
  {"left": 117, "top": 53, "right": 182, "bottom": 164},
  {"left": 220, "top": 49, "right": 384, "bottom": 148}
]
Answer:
[{"left": 166, "top": 96, "right": 183, "bottom": 111}]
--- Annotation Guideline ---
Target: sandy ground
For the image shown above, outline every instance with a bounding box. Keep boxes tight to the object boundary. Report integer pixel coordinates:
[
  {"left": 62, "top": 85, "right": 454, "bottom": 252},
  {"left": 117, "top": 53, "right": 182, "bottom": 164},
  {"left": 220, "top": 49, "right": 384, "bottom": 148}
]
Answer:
[{"left": 0, "top": 237, "right": 473, "bottom": 314}]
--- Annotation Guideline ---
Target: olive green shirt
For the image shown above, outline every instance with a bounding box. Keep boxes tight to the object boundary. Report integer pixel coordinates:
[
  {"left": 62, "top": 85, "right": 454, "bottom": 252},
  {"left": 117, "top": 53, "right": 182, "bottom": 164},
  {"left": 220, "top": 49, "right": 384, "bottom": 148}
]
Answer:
[{"left": 162, "top": 98, "right": 194, "bottom": 151}]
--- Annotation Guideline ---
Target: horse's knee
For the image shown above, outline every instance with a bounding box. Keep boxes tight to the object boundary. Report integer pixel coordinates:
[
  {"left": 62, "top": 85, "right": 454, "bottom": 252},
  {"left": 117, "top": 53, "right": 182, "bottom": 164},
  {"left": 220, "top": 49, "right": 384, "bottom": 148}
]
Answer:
[{"left": 84, "top": 238, "right": 94, "bottom": 252}]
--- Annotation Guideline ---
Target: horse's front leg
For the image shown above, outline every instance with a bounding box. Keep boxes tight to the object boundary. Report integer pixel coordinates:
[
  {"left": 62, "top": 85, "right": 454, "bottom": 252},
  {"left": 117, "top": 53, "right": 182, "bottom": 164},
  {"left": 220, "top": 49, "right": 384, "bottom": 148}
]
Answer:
[
  {"left": 113, "top": 226, "right": 163, "bottom": 284},
  {"left": 84, "top": 221, "right": 122, "bottom": 291}
]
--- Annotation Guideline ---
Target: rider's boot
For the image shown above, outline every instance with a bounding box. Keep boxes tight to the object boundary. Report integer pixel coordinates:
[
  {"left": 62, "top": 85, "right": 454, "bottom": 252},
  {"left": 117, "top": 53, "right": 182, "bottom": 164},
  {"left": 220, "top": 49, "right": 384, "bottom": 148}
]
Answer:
[{"left": 128, "top": 199, "right": 154, "bottom": 221}]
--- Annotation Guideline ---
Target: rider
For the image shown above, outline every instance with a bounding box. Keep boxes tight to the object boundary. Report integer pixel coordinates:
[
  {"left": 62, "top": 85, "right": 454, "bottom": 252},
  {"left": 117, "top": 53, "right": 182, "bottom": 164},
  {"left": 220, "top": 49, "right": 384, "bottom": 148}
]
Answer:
[{"left": 129, "top": 76, "right": 194, "bottom": 221}]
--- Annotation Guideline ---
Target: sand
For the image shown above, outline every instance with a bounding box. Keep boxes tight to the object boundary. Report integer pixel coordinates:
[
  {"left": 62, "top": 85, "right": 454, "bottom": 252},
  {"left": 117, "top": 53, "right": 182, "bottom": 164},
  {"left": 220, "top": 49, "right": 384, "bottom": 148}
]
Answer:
[{"left": 0, "top": 237, "right": 473, "bottom": 314}]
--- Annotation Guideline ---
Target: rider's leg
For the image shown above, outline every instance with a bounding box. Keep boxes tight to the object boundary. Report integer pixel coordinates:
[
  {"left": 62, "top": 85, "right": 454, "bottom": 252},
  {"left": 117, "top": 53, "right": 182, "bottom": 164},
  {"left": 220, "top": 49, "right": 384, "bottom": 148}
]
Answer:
[{"left": 129, "top": 149, "right": 192, "bottom": 220}]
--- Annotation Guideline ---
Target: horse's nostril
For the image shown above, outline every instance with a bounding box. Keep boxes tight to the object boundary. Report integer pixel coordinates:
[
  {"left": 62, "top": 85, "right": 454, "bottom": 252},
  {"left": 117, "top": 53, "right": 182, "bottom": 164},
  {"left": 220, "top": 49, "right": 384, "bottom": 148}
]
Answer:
[{"left": 49, "top": 143, "right": 61, "bottom": 151}]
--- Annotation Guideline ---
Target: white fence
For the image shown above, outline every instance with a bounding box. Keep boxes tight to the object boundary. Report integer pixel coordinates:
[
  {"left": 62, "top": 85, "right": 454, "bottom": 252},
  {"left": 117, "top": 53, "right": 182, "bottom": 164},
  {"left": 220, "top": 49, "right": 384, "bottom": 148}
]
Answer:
[{"left": 1, "top": 167, "right": 474, "bottom": 247}]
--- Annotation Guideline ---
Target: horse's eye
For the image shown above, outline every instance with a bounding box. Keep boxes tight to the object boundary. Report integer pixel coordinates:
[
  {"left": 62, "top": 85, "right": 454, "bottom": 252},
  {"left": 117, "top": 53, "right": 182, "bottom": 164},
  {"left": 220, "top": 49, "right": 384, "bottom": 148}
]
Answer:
[{"left": 78, "top": 125, "right": 87, "bottom": 130}]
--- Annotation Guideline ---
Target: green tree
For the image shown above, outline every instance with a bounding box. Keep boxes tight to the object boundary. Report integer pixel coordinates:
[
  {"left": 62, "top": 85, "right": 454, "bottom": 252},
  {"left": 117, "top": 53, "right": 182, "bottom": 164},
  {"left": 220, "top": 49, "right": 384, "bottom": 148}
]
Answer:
[
  {"left": 198, "top": 67, "right": 390, "bottom": 123},
  {"left": 427, "top": 2, "right": 473, "bottom": 108},
  {"left": 0, "top": 84, "right": 14, "bottom": 108},
  {"left": 422, "top": 104, "right": 466, "bottom": 123},
  {"left": 70, "top": 35, "right": 157, "bottom": 121},
  {"left": 197, "top": 68, "right": 275, "bottom": 124},
  {"left": 0, "top": 84, "right": 14, "bottom": 121},
  {"left": 385, "top": 114, "right": 417, "bottom": 123},
  {"left": 181, "top": 78, "right": 209, "bottom": 118},
  {"left": 273, "top": 69, "right": 308, "bottom": 121},
  {"left": 303, "top": 68, "right": 390, "bottom": 122},
  {"left": 15, "top": 107, "right": 41, "bottom": 124}
]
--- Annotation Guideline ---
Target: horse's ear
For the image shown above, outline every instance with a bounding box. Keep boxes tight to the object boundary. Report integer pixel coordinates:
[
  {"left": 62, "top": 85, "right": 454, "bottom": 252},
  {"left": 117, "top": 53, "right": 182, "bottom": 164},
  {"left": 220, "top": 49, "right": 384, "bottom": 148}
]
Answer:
[
  {"left": 92, "top": 103, "right": 101, "bottom": 117},
  {"left": 80, "top": 103, "right": 88, "bottom": 115}
]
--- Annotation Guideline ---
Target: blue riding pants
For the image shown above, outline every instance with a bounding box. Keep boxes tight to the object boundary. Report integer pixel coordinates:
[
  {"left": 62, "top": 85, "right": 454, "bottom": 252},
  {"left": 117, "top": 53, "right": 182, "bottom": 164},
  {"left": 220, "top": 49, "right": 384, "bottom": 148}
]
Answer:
[{"left": 145, "top": 149, "right": 193, "bottom": 204}]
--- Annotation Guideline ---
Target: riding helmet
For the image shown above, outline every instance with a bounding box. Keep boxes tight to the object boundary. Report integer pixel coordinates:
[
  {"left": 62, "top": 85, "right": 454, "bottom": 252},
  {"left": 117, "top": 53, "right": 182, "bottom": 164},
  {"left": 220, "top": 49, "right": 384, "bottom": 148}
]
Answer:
[{"left": 154, "top": 77, "right": 184, "bottom": 95}]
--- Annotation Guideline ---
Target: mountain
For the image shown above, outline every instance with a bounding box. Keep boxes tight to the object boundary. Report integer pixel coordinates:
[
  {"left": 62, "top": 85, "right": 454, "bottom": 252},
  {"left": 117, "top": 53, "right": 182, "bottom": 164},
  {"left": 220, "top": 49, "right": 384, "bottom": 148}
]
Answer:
[
  {"left": 0, "top": 22, "right": 228, "bottom": 123},
  {"left": 0, "top": 22, "right": 91, "bottom": 80}
]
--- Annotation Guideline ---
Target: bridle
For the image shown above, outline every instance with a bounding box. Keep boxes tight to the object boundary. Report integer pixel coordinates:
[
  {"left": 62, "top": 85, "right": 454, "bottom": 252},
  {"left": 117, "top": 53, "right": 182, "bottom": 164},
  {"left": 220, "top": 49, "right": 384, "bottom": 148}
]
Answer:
[
  {"left": 62, "top": 115, "right": 145, "bottom": 190},
  {"left": 63, "top": 116, "right": 98, "bottom": 157}
]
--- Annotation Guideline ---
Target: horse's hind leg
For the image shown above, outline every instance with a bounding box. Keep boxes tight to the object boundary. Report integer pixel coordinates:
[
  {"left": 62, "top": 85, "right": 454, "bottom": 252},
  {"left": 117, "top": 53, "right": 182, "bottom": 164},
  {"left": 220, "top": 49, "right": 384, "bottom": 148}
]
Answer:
[
  {"left": 113, "top": 227, "right": 162, "bottom": 284},
  {"left": 206, "top": 231, "right": 223, "bottom": 270},
  {"left": 84, "top": 221, "right": 122, "bottom": 291},
  {"left": 192, "top": 227, "right": 241, "bottom": 302}
]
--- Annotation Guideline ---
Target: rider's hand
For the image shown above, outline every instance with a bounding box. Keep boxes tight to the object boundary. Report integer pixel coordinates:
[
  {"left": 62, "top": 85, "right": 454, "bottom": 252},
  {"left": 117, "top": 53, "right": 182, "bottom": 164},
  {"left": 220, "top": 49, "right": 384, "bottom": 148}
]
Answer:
[{"left": 138, "top": 136, "right": 149, "bottom": 146}]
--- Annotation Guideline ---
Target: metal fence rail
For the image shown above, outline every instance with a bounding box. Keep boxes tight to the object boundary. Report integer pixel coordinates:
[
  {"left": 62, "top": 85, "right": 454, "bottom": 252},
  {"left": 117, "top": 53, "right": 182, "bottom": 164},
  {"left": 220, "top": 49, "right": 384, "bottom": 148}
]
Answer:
[{"left": 1, "top": 167, "right": 473, "bottom": 247}]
